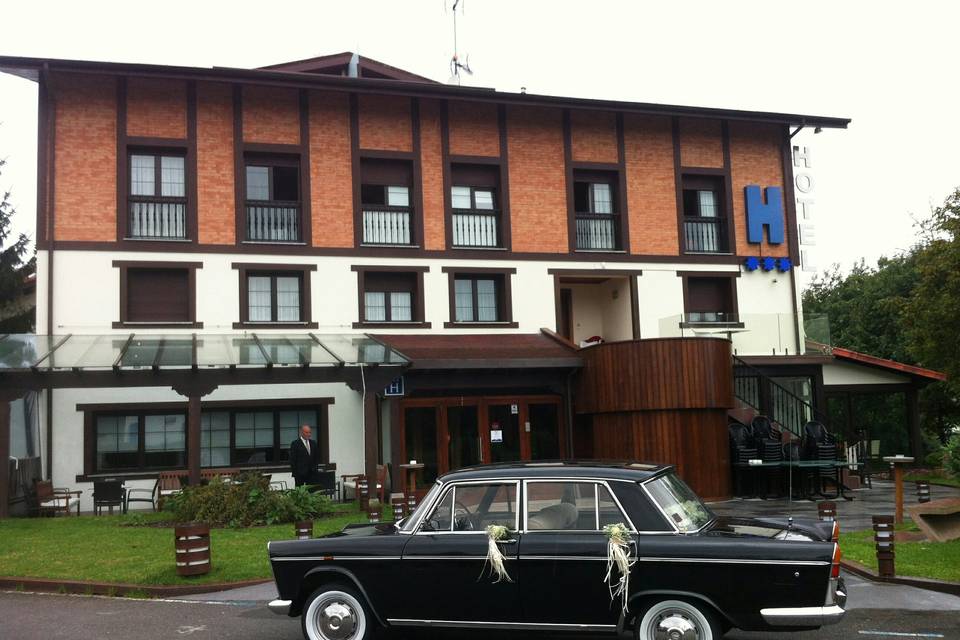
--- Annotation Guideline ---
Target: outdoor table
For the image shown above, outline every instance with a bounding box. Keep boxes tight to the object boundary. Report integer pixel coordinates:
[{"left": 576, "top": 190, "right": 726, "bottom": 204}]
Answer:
[
  {"left": 399, "top": 462, "right": 424, "bottom": 495},
  {"left": 732, "top": 461, "right": 859, "bottom": 501},
  {"left": 883, "top": 455, "right": 914, "bottom": 524}
]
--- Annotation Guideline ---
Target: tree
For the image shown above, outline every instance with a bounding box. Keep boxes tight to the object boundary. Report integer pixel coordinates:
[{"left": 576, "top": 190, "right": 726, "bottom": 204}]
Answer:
[{"left": 0, "top": 156, "right": 35, "bottom": 332}]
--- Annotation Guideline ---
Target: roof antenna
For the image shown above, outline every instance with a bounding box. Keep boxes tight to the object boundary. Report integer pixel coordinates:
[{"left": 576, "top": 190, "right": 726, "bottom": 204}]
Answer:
[{"left": 447, "top": 0, "right": 473, "bottom": 85}]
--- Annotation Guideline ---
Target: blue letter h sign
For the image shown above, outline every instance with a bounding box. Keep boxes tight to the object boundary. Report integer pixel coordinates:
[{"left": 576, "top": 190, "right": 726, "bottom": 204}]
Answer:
[{"left": 745, "top": 185, "right": 784, "bottom": 244}]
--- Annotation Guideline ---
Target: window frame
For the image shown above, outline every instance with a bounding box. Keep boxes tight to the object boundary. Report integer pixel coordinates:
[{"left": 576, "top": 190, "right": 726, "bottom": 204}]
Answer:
[
  {"left": 568, "top": 166, "right": 628, "bottom": 253},
  {"left": 120, "top": 142, "right": 194, "bottom": 242},
  {"left": 352, "top": 265, "right": 430, "bottom": 328},
  {"left": 442, "top": 267, "right": 518, "bottom": 329},
  {"left": 677, "top": 271, "right": 743, "bottom": 328},
  {"left": 416, "top": 480, "right": 521, "bottom": 535},
  {"left": 78, "top": 398, "right": 333, "bottom": 478},
  {"left": 232, "top": 262, "right": 318, "bottom": 329},
  {"left": 112, "top": 260, "right": 203, "bottom": 329},
  {"left": 677, "top": 169, "right": 735, "bottom": 255},
  {"left": 91, "top": 410, "right": 188, "bottom": 474},
  {"left": 522, "top": 479, "right": 635, "bottom": 533},
  {"left": 451, "top": 185, "right": 498, "bottom": 212},
  {"left": 355, "top": 154, "right": 421, "bottom": 248}
]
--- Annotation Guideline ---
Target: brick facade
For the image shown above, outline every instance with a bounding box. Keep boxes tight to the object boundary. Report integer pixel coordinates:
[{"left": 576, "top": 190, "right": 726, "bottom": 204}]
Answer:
[{"left": 44, "top": 70, "right": 793, "bottom": 258}]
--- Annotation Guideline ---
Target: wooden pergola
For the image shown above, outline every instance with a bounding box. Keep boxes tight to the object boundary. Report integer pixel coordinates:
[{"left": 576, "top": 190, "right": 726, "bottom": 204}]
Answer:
[{"left": 0, "top": 333, "right": 409, "bottom": 518}]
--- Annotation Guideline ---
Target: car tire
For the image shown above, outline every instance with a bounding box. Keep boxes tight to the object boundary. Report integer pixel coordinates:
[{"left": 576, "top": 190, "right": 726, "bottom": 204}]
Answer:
[
  {"left": 634, "top": 598, "right": 721, "bottom": 640},
  {"left": 301, "top": 584, "right": 373, "bottom": 640}
]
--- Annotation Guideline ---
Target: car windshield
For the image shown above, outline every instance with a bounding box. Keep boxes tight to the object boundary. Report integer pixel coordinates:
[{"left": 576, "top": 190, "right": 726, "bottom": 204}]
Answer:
[
  {"left": 644, "top": 473, "right": 714, "bottom": 532},
  {"left": 400, "top": 482, "right": 443, "bottom": 532}
]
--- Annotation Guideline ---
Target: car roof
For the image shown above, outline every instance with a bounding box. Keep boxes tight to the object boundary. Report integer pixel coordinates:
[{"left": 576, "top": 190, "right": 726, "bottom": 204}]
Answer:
[{"left": 437, "top": 460, "right": 673, "bottom": 483}]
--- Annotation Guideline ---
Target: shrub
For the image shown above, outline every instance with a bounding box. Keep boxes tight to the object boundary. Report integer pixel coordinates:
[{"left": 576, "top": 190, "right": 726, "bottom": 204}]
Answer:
[
  {"left": 945, "top": 434, "right": 960, "bottom": 479},
  {"left": 164, "top": 472, "right": 332, "bottom": 527}
]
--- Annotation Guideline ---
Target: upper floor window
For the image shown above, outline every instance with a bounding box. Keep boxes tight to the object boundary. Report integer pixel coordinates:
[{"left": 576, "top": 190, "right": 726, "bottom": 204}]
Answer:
[
  {"left": 360, "top": 158, "right": 414, "bottom": 246},
  {"left": 682, "top": 274, "right": 740, "bottom": 326},
  {"left": 450, "top": 163, "right": 502, "bottom": 249},
  {"left": 244, "top": 156, "right": 302, "bottom": 243},
  {"left": 113, "top": 260, "right": 202, "bottom": 329},
  {"left": 127, "top": 152, "right": 187, "bottom": 240},
  {"left": 573, "top": 170, "right": 621, "bottom": 251},
  {"left": 682, "top": 175, "right": 730, "bottom": 254},
  {"left": 232, "top": 263, "right": 317, "bottom": 329},
  {"left": 443, "top": 267, "right": 517, "bottom": 328},
  {"left": 353, "top": 266, "right": 429, "bottom": 328}
]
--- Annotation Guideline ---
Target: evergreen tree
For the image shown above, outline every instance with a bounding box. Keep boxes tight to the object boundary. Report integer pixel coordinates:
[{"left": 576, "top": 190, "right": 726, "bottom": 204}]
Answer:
[{"left": 0, "top": 156, "right": 35, "bottom": 332}]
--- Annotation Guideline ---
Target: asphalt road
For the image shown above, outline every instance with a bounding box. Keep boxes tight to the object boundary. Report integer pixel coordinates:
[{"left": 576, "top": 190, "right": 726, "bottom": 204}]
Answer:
[{"left": 1, "top": 572, "right": 959, "bottom": 640}]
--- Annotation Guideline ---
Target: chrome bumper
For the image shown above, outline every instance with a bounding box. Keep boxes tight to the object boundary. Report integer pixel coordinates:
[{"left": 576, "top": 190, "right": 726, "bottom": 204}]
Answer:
[
  {"left": 760, "top": 604, "right": 845, "bottom": 627},
  {"left": 268, "top": 599, "right": 292, "bottom": 616}
]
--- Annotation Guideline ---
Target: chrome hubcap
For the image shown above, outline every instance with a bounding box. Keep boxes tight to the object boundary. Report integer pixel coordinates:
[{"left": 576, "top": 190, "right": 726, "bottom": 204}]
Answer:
[
  {"left": 654, "top": 612, "right": 699, "bottom": 640},
  {"left": 317, "top": 600, "right": 357, "bottom": 640}
]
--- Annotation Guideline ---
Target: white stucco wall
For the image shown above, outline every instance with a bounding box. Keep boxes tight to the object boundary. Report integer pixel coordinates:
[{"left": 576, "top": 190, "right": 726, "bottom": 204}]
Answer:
[{"left": 822, "top": 361, "right": 910, "bottom": 386}]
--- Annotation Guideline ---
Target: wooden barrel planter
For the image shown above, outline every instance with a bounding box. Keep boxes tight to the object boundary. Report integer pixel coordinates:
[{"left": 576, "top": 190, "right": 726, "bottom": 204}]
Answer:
[
  {"left": 174, "top": 523, "right": 211, "bottom": 577},
  {"left": 295, "top": 520, "right": 313, "bottom": 540}
]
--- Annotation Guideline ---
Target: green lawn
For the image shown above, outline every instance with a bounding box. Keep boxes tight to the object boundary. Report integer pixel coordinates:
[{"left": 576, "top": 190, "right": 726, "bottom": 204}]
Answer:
[
  {"left": 840, "top": 524, "right": 960, "bottom": 583},
  {"left": 0, "top": 505, "right": 368, "bottom": 586},
  {"left": 904, "top": 471, "right": 960, "bottom": 488}
]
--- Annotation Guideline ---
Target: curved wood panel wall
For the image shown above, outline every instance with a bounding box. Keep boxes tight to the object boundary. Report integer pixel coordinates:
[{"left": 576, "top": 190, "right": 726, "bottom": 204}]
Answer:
[{"left": 575, "top": 338, "right": 734, "bottom": 500}]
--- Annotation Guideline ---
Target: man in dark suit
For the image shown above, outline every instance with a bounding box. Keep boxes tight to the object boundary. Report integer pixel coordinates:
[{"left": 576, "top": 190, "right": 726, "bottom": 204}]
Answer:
[{"left": 289, "top": 424, "right": 320, "bottom": 487}]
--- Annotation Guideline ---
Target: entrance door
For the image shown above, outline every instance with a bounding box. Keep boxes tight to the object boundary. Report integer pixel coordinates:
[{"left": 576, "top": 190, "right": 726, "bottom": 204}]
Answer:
[
  {"left": 447, "top": 404, "right": 482, "bottom": 470},
  {"left": 529, "top": 402, "right": 562, "bottom": 460},
  {"left": 402, "top": 406, "right": 440, "bottom": 487},
  {"left": 487, "top": 403, "right": 522, "bottom": 463}
]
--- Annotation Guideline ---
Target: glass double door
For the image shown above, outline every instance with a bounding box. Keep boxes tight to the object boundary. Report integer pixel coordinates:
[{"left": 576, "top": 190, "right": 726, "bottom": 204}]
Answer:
[{"left": 401, "top": 396, "right": 564, "bottom": 486}]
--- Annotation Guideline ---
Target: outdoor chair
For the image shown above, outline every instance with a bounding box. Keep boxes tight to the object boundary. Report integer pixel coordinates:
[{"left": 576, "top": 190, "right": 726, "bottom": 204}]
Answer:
[
  {"left": 125, "top": 471, "right": 184, "bottom": 511},
  {"left": 751, "top": 415, "right": 781, "bottom": 443},
  {"left": 32, "top": 480, "right": 81, "bottom": 517},
  {"left": 312, "top": 471, "right": 338, "bottom": 500},
  {"left": 93, "top": 479, "right": 126, "bottom": 515},
  {"left": 341, "top": 466, "right": 384, "bottom": 503},
  {"left": 758, "top": 437, "right": 785, "bottom": 499},
  {"left": 728, "top": 423, "right": 758, "bottom": 497}
]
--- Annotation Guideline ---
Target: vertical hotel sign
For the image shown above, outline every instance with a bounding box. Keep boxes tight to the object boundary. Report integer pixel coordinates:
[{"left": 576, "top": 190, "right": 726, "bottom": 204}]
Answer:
[{"left": 793, "top": 144, "right": 817, "bottom": 272}]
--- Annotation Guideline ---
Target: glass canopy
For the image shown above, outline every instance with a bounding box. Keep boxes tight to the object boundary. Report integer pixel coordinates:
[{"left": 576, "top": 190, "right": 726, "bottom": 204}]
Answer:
[{"left": 0, "top": 333, "right": 408, "bottom": 371}]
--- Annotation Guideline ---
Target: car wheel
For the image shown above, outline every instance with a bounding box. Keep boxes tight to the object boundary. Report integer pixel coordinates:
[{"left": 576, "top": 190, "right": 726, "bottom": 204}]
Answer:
[
  {"left": 301, "top": 585, "right": 372, "bottom": 640},
  {"left": 635, "top": 598, "right": 720, "bottom": 640}
]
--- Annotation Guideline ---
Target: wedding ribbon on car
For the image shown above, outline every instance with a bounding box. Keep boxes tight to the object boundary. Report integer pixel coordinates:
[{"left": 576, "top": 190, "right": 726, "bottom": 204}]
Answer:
[
  {"left": 603, "top": 523, "right": 635, "bottom": 613},
  {"left": 479, "top": 524, "right": 513, "bottom": 583}
]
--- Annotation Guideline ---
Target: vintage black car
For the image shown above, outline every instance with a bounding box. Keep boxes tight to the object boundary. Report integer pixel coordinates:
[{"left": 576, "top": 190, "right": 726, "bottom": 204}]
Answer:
[{"left": 268, "top": 462, "right": 846, "bottom": 640}]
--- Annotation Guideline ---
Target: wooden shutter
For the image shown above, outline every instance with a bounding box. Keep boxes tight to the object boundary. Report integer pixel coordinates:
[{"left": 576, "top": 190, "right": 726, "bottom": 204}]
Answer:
[
  {"left": 687, "top": 277, "right": 733, "bottom": 313},
  {"left": 127, "top": 268, "right": 190, "bottom": 322}
]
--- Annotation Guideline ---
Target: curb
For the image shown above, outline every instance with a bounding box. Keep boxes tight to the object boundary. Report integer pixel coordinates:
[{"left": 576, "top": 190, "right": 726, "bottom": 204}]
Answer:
[
  {"left": 841, "top": 559, "right": 960, "bottom": 597},
  {"left": 0, "top": 576, "right": 271, "bottom": 598}
]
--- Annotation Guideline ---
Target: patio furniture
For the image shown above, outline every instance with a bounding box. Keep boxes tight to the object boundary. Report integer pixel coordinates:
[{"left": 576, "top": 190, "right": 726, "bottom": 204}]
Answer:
[
  {"left": 33, "top": 480, "right": 81, "bottom": 517},
  {"left": 728, "top": 422, "right": 758, "bottom": 497},
  {"left": 126, "top": 471, "right": 184, "bottom": 511},
  {"left": 312, "top": 470, "right": 338, "bottom": 500},
  {"left": 341, "top": 467, "right": 384, "bottom": 503},
  {"left": 93, "top": 479, "right": 126, "bottom": 515},
  {"left": 758, "top": 438, "right": 784, "bottom": 499},
  {"left": 399, "top": 462, "right": 425, "bottom": 495}
]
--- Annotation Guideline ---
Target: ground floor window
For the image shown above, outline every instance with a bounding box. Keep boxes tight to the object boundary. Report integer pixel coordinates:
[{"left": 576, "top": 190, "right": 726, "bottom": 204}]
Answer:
[
  {"left": 202, "top": 406, "right": 325, "bottom": 467},
  {"left": 95, "top": 412, "right": 186, "bottom": 472}
]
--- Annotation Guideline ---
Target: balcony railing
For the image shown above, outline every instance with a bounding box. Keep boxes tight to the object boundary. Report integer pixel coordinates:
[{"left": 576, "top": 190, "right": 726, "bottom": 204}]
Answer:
[
  {"left": 452, "top": 210, "right": 500, "bottom": 248},
  {"left": 246, "top": 201, "right": 301, "bottom": 242},
  {"left": 128, "top": 199, "right": 186, "bottom": 239},
  {"left": 362, "top": 206, "right": 412, "bottom": 245},
  {"left": 683, "top": 217, "right": 728, "bottom": 253},
  {"left": 575, "top": 214, "right": 620, "bottom": 251},
  {"left": 683, "top": 311, "right": 741, "bottom": 325}
]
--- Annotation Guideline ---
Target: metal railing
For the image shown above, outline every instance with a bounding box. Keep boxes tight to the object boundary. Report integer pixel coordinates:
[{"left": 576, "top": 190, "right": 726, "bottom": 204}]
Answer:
[
  {"left": 128, "top": 200, "right": 186, "bottom": 239},
  {"left": 575, "top": 214, "right": 620, "bottom": 250},
  {"left": 733, "top": 354, "right": 832, "bottom": 439},
  {"left": 362, "top": 206, "right": 412, "bottom": 245},
  {"left": 452, "top": 210, "right": 499, "bottom": 248},
  {"left": 683, "top": 217, "right": 728, "bottom": 253},
  {"left": 246, "top": 201, "right": 301, "bottom": 242}
]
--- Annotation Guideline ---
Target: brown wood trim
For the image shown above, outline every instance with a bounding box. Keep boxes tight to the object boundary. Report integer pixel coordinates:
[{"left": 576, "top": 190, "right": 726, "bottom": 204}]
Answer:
[
  {"left": 442, "top": 266, "right": 517, "bottom": 327},
  {"left": 243, "top": 141, "right": 302, "bottom": 154},
  {"left": 116, "top": 77, "right": 127, "bottom": 241},
  {"left": 679, "top": 166, "right": 728, "bottom": 175},
  {"left": 232, "top": 262, "right": 316, "bottom": 325},
  {"left": 441, "top": 321, "right": 520, "bottom": 329},
  {"left": 112, "top": 257, "right": 204, "bottom": 329},
  {"left": 677, "top": 270, "right": 741, "bottom": 322},
  {"left": 440, "top": 266, "right": 517, "bottom": 274},
  {"left": 77, "top": 397, "right": 335, "bottom": 413},
  {"left": 548, "top": 268, "right": 644, "bottom": 276},
  {"left": 630, "top": 273, "right": 641, "bottom": 339},
  {"left": 126, "top": 136, "right": 189, "bottom": 148},
  {"left": 351, "top": 264, "right": 428, "bottom": 326},
  {"left": 112, "top": 321, "right": 204, "bottom": 329},
  {"left": 47, "top": 239, "right": 753, "bottom": 264},
  {"left": 781, "top": 125, "right": 803, "bottom": 355},
  {"left": 186, "top": 81, "right": 199, "bottom": 243},
  {"left": 113, "top": 260, "right": 204, "bottom": 269},
  {"left": 563, "top": 109, "right": 575, "bottom": 253},
  {"left": 721, "top": 120, "right": 736, "bottom": 256},
  {"left": 36, "top": 69, "right": 49, "bottom": 246},
  {"left": 299, "top": 89, "right": 313, "bottom": 247},
  {"left": 540, "top": 327, "right": 579, "bottom": 350},
  {"left": 497, "top": 105, "right": 512, "bottom": 251},
  {"left": 615, "top": 112, "right": 629, "bottom": 253},
  {"left": 411, "top": 98, "right": 424, "bottom": 247},
  {"left": 233, "top": 85, "right": 244, "bottom": 245},
  {"left": 675, "top": 270, "right": 741, "bottom": 278},
  {"left": 672, "top": 117, "right": 683, "bottom": 256},
  {"left": 357, "top": 149, "right": 416, "bottom": 160},
  {"left": 440, "top": 101, "right": 453, "bottom": 250},
  {"left": 350, "top": 93, "right": 362, "bottom": 247}
]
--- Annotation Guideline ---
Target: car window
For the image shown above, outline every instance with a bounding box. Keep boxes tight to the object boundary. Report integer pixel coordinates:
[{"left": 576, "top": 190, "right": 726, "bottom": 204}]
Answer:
[
  {"left": 597, "top": 484, "right": 627, "bottom": 527},
  {"left": 526, "top": 482, "right": 601, "bottom": 530},
  {"left": 644, "top": 473, "right": 713, "bottom": 532},
  {"left": 422, "top": 487, "right": 454, "bottom": 532},
  {"left": 452, "top": 483, "right": 517, "bottom": 531}
]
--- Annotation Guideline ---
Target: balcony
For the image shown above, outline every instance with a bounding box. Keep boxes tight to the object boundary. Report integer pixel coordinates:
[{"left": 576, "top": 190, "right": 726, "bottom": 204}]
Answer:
[
  {"left": 246, "top": 201, "right": 301, "bottom": 243},
  {"left": 683, "top": 217, "right": 729, "bottom": 253},
  {"left": 362, "top": 205, "right": 412, "bottom": 246},
  {"left": 452, "top": 210, "right": 500, "bottom": 248},
  {"left": 128, "top": 199, "right": 186, "bottom": 240},
  {"left": 575, "top": 214, "right": 620, "bottom": 251},
  {"left": 656, "top": 313, "right": 832, "bottom": 356}
]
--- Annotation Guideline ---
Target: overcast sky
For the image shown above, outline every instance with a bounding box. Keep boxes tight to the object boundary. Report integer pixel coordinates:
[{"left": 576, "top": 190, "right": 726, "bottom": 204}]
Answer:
[{"left": 1, "top": 0, "right": 957, "bottom": 289}]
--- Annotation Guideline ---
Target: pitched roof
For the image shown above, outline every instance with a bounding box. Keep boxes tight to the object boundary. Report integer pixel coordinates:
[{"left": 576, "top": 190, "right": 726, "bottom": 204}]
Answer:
[
  {"left": 373, "top": 332, "right": 582, "bottom": 370},
  {"left": 259, "top": 52, "right": 437, "bottom": 84},
  {"left": 831, "top": 346, "right": 947, "bottom": 382}
]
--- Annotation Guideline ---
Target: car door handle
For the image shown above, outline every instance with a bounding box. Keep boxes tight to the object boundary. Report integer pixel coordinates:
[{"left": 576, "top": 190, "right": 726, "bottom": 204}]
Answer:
[{"left": 499, "top": 538, "right": 517, "bottom": 544}]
